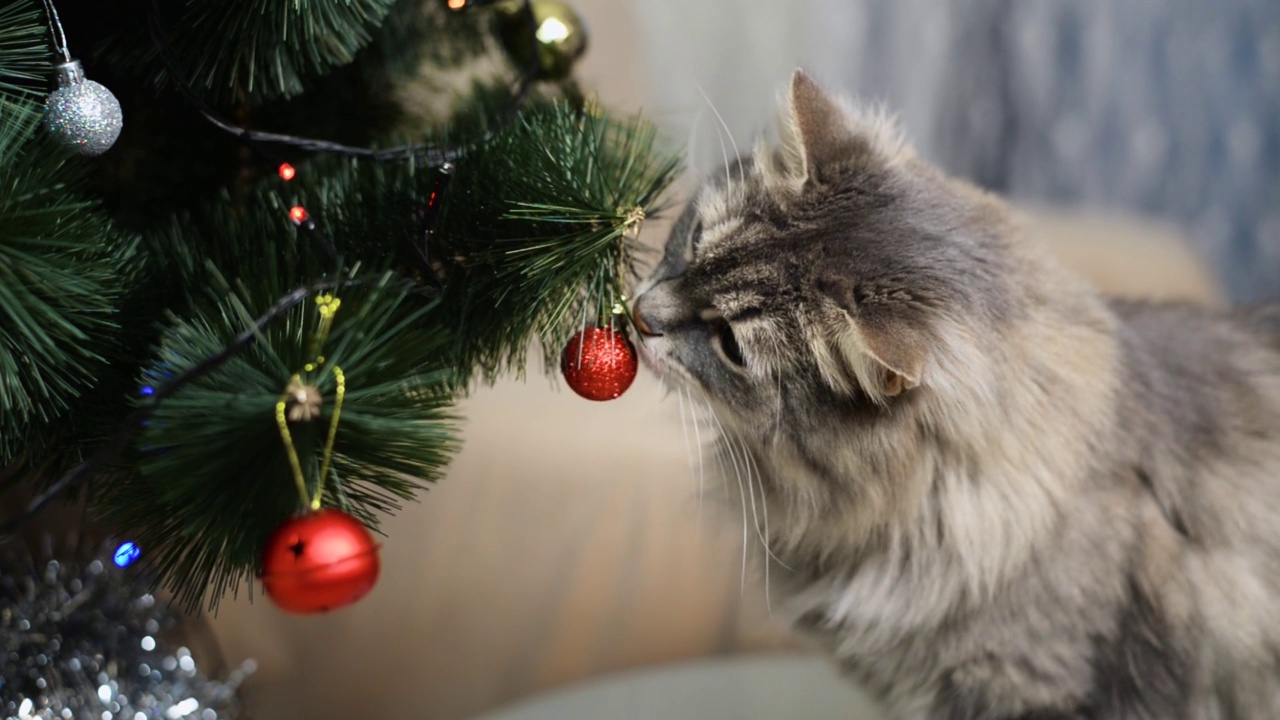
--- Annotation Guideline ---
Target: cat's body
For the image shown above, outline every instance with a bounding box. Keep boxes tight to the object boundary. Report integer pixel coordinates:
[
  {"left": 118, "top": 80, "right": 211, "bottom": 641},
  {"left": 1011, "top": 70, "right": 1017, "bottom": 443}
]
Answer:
[{"left": 631, "top": 71, "right": 1280, "bottom": 719}]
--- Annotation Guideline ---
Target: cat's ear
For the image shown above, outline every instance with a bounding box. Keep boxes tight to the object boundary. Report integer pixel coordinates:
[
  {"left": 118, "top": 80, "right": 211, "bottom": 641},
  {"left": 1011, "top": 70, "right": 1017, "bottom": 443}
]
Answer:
[
  {"left": 821, "top": 280, "right": 928, "bottom": 399},
  {"left": 788, "top": 69, "right": 863, "bottom": 184},
  {"left": 850, "top": 313, "right": 926, "bottom": 398},
  {"left": 784, "top": 69, "right": 910, "bottom": 187}
]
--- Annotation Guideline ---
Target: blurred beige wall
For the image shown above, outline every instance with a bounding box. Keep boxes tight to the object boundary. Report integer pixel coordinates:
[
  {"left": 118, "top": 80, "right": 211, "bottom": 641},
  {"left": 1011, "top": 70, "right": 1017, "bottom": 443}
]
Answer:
[{"left": 203, "top": 3, "right": 1220, "bottom": 720}]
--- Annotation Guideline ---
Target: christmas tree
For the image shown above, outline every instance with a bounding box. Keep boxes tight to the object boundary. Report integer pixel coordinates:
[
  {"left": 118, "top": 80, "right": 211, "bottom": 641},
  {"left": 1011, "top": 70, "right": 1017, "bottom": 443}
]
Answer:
[{"left": 0, "top": 0, "right": 679, "bottom": 613}]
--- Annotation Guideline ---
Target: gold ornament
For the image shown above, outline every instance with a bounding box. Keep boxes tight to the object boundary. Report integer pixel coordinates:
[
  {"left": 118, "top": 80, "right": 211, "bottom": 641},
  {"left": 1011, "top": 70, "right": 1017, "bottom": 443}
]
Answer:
[
  {"left": 498, "top": 0, "right": 588, "bottom": 81},
  {"left": 284, "top": 379, "right": 323, "bottom": 422}
]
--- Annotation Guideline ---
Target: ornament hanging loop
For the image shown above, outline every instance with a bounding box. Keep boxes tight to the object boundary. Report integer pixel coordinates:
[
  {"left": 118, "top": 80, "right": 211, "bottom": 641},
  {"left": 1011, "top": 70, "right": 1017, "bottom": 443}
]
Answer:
[
  {"left": 275, "top": 380, "right": 313, "bottom": 509},
  {"left": 307, "top": 294, "right": 342, "bottom": 367},
  {"left": 275, "top": 293, "right": 348, "bottom": 512},
  {"left": 276, "top": 367, "right": 346, "bottom": 512},
  {"left": 604, "top": 205, "right": 646, "bottom": 327},
  {"left": 619, "top": 205, "right": 645, "bottom": 241},
  {"left": 39, "top": 0, "right": 72, "bottom": 63}
]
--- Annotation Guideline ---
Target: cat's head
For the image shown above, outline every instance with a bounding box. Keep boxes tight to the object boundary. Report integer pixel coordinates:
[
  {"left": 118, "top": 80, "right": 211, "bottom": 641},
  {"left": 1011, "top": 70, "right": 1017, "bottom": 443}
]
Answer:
[
  {"left": 633, "top": 70, "right": 1121, "bottom": 566},
  {"left": 633, "top": 71, "right": 1030, "bottom": 439}
]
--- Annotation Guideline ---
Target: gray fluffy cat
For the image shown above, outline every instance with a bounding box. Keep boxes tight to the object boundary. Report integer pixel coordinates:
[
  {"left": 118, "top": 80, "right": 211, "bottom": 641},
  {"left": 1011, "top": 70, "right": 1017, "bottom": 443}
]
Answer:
[{"left": 630, "top": 70, "right": 1280, "bottom": 719}]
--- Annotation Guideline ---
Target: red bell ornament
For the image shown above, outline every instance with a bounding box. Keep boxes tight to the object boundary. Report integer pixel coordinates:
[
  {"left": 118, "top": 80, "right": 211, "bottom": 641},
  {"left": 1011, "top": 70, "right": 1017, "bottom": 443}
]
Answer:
[
  {"left": 561, "top": 325, "right": 638, "bottom": 401},
  {"left": 260, "top": 508, "right": 381, "bottom": 614}
]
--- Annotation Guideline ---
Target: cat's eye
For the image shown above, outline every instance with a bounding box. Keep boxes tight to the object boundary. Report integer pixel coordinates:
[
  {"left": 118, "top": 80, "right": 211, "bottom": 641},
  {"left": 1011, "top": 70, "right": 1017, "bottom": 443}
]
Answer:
[{"left": 710, "top": 319, "right": 747, "bottom": 369}]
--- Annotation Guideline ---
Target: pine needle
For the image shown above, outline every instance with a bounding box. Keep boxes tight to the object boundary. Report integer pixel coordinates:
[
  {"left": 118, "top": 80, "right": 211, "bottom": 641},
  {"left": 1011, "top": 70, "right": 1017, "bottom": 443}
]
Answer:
[
  {"left": 0, "top": 99, "right": 133, "bottom": 466},
  {"left": 0, "top": 2, "right": 49, "bottom": 101}
]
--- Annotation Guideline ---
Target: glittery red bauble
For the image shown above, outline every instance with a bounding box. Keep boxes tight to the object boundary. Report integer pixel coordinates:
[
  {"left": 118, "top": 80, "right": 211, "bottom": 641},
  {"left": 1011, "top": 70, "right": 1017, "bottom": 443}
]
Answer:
[
  {"left": 260, "top": 508, "right": 381, "bottom": 614},
  {"left": 560, "top": 326, "right": 638, "bottom": 401}
]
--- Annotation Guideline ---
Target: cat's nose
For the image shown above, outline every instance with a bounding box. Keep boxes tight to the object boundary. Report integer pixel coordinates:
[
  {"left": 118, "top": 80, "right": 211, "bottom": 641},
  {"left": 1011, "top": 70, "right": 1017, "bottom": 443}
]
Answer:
[{"left": 631, "top": 295, "right": 662, "bottom": 337}]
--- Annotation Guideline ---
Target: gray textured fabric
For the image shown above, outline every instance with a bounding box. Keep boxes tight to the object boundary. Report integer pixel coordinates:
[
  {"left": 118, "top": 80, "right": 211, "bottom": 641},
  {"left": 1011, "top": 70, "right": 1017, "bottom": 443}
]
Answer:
[{"left": 636, "top": 1, "right": 1280, "bottom": 300}]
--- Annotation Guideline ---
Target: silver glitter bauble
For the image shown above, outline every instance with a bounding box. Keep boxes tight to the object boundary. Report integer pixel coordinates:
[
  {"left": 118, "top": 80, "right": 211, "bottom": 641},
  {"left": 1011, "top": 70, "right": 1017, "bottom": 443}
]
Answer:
[{"left": 42, "top": 60, "right": 123, "bottom": 157}]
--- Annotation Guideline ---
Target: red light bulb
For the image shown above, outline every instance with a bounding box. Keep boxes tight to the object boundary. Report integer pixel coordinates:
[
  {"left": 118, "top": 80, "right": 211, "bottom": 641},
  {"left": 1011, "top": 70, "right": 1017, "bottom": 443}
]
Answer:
[
  {"left": 278, "top": 163, "right": 297, "bottom": 181},
  {"left": 289, "top": 206, "right": 308, "bottom": 224}
]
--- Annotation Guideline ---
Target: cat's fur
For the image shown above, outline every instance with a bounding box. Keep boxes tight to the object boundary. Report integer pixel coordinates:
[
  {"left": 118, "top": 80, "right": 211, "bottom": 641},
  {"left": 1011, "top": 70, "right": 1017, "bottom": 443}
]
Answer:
[{"left": 631, "top": 70, "right": 1280, "bottom": 719}]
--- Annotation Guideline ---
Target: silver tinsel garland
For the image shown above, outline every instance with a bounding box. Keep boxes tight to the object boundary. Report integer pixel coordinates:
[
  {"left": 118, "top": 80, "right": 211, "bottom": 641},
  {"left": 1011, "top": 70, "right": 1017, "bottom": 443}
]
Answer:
[{"left": 0, "top": 541, "right": 254, "bottom": 720}]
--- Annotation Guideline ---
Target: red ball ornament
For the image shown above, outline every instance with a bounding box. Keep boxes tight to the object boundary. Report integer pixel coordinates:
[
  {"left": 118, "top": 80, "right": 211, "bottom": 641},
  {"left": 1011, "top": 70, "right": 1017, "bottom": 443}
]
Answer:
[
  {"left": 260, "top": 508, "right": 381, "bottom": 614},
  {"left": 561, "top": 325, "right": 638, "bottom": 401}
]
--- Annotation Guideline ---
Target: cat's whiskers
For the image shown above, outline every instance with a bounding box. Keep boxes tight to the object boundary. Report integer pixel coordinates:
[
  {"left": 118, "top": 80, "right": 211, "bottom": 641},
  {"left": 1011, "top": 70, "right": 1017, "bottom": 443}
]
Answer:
[
  {"left": 654, "top": 369, "right": 673, "bottom": 403},
  {"left": 699, "top": 398, "right": 788, "bottom": 608},
  {"left": 734, "top": 430, "right": 775, "bottom": 614},
  {"left": 691, "top": 396, "right": 749, "bottom": 590},
  {"left": 741, "top": 433, "right": 790, "bottom": 566},
  {"left": 774, "top": 369, "right": 784, "bottom": 451},
  {"left": 685, "top": 103, "right": 707, "bottom": 186},
  {"left": 723, "top": 414, "right": 795, "bottom": 614},
  {"left": 676, "top": 386, "right": 705, "bottom": 543},
  {"left": 719, "top": 416, "right": 751, "bottom": 593},
  {"left": 694, "top": 80, "right": 742, "bottom": 201},
  {"left": 749, "top": 438, "right": 785, "bottom": 614},
  {"left": 729, "top": 428, "right": 764, "bottom": 601}
]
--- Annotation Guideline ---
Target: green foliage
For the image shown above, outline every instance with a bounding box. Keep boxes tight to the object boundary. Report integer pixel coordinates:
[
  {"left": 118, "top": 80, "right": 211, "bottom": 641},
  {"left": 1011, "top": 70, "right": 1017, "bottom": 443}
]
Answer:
[
  {"left": 434, "top": 102, "right": 682, "bottom": 383},
  {"left": 0, "top": 0, "right": 683, "bottom": 610},
  {"left": 106, "top": 98, "right": 679, "bottom": 606},
  {"left": 0, "top": 100, "right": 132, "bottom": 466},
  {"left": 135, "top": 150, "right": 449, "bottom": 350},
  {"left": 142, "top": 154, "right": 432, "bottom": 300},
  {"left": 96, "top": 270, "right": 459, "bottom": 611},
  {"left": 365, "top": 0, "right": 494, "bottom": 78},
  {"left": 143, "top": 99, "right": 680, "bottom": 390},
  {"left": 119, "top": 0, "right": 399, "bottom": 105},
  {"left": 0, "top": 1, "right": 49, "bottom": 100},
  {"left": 81, "top": 0, "right": 508, "bottom": 217}
]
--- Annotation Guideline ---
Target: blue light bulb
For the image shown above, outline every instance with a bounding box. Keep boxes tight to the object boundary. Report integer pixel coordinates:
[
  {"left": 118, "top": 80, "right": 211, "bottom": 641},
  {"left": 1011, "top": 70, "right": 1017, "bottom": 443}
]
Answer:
[{"left": 113, "top": 541, "right": 141, "bottom": 568}]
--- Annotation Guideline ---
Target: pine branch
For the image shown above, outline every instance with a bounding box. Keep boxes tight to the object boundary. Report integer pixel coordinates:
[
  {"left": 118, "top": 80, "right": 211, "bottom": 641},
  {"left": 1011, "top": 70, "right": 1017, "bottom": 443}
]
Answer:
[
  {"left": 432, "top": 101, "right": 682, "bottom": 384},
  {"left": 105, "top": 0, "right": 400, "bottom": 105},
  {"left": 0, "top": 0, "right": 680, "bottom": 609},
  {"left": 93, "top": 270, "right": 459, "bottom": 611},
  {"left": 85, "top": 98, "right": 678, "bottom": 608},
  {"left": 0, "top": 99, "right": 135, "bottom": 466},
  {"left": 0, "top": 282, "right": 315, "bottom": 544},
  {"left": 139, "top": 152, "right": 441, "bottom": 307},
  {"left": 0, "top": 1, "right": 49, "bottom": 101}
]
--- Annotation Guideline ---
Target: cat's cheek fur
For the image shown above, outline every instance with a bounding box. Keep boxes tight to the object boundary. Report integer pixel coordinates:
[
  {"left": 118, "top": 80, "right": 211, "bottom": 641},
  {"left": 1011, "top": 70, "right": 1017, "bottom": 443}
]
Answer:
[
  {"left": 634, "top": 332, "right": 727, "bottom": 400},
  {"left": 632, "top": 336, "right": 687, "bottom": 386}
]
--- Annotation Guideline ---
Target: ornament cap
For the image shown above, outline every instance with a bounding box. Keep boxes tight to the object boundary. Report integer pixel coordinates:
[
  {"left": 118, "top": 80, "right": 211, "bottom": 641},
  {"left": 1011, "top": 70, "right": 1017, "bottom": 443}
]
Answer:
[{"left": 52, "top": 59, "right": 85, "bottom": 88}]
